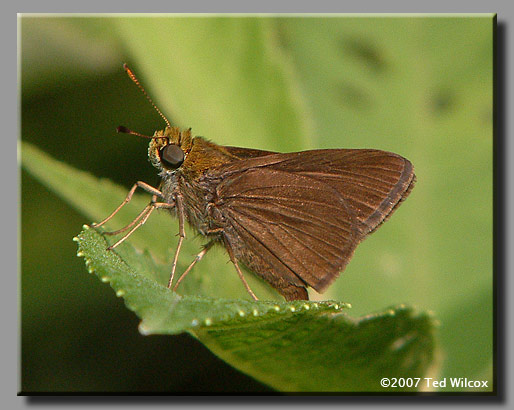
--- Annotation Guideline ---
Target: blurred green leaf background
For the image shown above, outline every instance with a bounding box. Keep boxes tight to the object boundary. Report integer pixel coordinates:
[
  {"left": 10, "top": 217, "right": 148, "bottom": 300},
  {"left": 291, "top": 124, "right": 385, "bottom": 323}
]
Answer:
[{"left": 20, "top": 15, "right": 493, "bottom": 392}]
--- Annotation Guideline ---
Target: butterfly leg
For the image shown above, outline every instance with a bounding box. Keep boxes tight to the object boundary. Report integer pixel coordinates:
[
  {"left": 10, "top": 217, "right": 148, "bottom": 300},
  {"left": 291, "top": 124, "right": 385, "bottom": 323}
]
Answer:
[
  {"left": 92, "top": 181, "right": 164, "bottom": 228},
  {"left": 224, "top": 239, "right": 258, "bottom": 301},
  {"left": 106, "top": 200, "right": 175, "bottom": 250},
  {"left": 104, "top": 195, "right": 158, "bottom": 236},
  {"left": 172, "top": 241, "right": 215, "bottom": 291},
  {"left": 167, "top": 194, "right": 186, "bottom": 288}
]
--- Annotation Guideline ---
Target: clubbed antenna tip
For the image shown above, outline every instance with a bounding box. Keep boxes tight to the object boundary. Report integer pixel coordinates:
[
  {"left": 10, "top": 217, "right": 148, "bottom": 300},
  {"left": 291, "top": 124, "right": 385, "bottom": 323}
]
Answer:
[{"left": 116, "top": 125, "right": 153, "bottom": 139}]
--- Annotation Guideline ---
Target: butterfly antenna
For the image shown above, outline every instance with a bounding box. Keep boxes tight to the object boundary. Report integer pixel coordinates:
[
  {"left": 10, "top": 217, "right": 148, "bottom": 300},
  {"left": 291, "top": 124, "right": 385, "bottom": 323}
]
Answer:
[
  {"left": 123, "top": 63, "right": 171, "bottom": 128},
  {"left": 116, "top": 125, "right": 154, "bottom": 139}
]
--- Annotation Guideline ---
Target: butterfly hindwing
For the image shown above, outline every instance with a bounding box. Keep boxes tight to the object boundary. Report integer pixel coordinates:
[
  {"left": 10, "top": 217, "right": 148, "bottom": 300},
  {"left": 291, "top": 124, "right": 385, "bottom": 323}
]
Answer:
[{"left": 214, "top": 167, "right": 362, "bottom": 293}]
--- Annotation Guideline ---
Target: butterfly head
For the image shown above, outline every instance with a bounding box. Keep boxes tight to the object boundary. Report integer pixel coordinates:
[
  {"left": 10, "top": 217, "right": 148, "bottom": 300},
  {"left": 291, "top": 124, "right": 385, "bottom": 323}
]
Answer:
[
  {"left": 148, "top": 126, "right": 192, "bottom": 172},
  {"left": 116, "top": 125, "right": 193, "bottom": 173}
]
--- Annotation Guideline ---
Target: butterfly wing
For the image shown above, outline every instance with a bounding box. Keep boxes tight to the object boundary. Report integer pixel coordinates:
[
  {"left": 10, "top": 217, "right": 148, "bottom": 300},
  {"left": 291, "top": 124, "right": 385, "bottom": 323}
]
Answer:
[
  {"left": 217, "top": 149, "right": 415, "bottom": 233},
  {"left": 215, "top": 167, "right": 361, "bottom": 295},
  {"left": 208, "top": 148, "right": 415, "bottom": 299},
  {"left": 221, "top": 145, "right": 276, "bottom": 159},
  {"left": 262, "top": 149, "right": 416, "bottom": 234}
]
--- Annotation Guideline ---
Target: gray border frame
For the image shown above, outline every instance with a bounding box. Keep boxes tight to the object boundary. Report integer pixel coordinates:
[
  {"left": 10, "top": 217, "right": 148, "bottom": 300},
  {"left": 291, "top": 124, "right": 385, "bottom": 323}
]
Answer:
[{"left": 12, "top": 1, "right": 512, "bottom": 408}]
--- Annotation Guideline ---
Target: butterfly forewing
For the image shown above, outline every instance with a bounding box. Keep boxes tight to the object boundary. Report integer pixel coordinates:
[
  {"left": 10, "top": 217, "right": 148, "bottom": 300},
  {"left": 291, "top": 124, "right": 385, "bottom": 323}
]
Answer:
[{"left": 253, "top": 149, "right": 416, "bottom": 234}]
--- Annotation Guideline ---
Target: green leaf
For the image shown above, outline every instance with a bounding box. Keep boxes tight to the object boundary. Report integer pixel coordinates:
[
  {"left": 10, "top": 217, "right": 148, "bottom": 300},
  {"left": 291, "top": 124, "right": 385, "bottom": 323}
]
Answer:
[
  {"left": 113, "top": 17, "right": 312, "bottom": 152},
  {"left": 20, "top": 16, "right": 122, "bottom": 96},
  {"left": 21, "top": 141, "right": 435, "bottom": 392}
]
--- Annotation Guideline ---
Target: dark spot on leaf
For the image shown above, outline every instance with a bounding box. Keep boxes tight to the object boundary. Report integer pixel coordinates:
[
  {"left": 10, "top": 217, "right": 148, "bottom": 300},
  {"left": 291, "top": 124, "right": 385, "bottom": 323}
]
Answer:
[
  {"left": 273, "top": 20, "right": 292, "bottom": 52},
  {"left": 430, "top": 88, "right": 455, "bottom": 115},
  {"left": 336, "top": 82, "right": 372, "bottom": 110},
  {"left": 341, "top": 36, "right": 387, "bottom": 73}
]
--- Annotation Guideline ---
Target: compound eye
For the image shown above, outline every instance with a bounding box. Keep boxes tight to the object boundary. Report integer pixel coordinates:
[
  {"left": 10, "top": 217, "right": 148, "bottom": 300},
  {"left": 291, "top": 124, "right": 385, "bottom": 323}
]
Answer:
[{"left": 159, "top": 144, "right": 184, "bottom": 169}]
